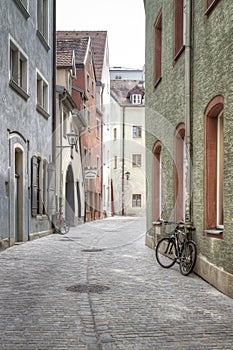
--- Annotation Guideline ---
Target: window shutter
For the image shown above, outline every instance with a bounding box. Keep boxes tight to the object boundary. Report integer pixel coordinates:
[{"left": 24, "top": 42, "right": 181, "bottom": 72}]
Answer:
[
  {"left": 31, "top": 156, "right": 38, "bottom": 217},
  {"left": 47, "top": 162, "right": 56, "bottom": 215}
]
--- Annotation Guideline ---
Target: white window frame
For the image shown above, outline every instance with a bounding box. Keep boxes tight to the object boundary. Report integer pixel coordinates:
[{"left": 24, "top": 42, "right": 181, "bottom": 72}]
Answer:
[
  {"left": 132, "top": 154, "right": 142, "bottom": 167},
  {"left": 37, "top": 0, "right": 49, "bottom": 47},
  {"left": 130, "top": 94, "right": 142, "bottom": 105},
  {"left": 132, "top": 126, "right": 142, "bottom": 138},
  {"left": 9, "top": 35, "right": 29, "bottom": 100},
  {"left": 132, "top": 194, "right": 142, "bottom": 208},
  {"left": 36, "top": 69, "right": 49, "bottom": 118}
]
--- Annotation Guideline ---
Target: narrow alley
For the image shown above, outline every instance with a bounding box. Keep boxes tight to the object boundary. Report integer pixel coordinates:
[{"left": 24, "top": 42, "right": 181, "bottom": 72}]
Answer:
[{"left": 0, "top": 216, "right": 232, "bottom": 350}]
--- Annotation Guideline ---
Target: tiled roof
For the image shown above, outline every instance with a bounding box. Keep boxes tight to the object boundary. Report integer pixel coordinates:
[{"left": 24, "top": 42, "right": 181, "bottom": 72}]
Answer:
[
  {"left": 56, "top": 50, "right": 73, "bottom": 67},
  {"left": 57, "top": 31, "right": 108, "bottom": 81},
  {"left": 56, "top": 37, "right": 89, "bottom": 64},
  {"left": 110, "top": 80, "right": 145, "bottom": 105}
]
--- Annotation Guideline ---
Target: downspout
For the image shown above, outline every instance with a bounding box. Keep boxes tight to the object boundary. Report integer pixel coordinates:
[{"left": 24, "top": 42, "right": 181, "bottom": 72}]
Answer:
[
  {"left": 52, "top": 0, "right": 56, "bottom": 164},
  {"left": 184, "top": 0, "right": 192, "bottom": 223},
  {"left": 71, "top": 86, "right": 87, "bottom": 223},
  {"left": 59, "top": 92, "right": 67, "bottom": 216},
  {"left": 122, "top": 106, "right": 125, "bottom": 216}
]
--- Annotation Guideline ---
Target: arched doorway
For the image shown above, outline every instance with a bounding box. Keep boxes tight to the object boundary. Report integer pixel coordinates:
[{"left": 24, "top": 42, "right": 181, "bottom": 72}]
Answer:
[
  {"left": 15, "top": 147, "right": 24, "bottom": 242},
  {"left": 65, "top": 164, "right": 75, "bottom": 226}
]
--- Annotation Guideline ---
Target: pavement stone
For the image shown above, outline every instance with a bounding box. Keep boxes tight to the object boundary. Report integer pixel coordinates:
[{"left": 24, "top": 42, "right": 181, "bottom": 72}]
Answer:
[{"left": 0, "top": 216, "right": 233, "bottom": 349}]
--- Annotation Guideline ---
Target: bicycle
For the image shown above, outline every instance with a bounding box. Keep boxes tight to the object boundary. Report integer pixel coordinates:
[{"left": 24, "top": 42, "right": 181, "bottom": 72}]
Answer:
[
  {"left": 54, "top": 211, "right": 70, "bottom": 235},
  {"left": 155, "top": 221, "right": 197, "bottom": 276}
]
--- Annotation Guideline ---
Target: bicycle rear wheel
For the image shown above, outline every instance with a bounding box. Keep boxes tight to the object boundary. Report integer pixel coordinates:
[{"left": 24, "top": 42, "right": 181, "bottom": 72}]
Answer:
[
  {"left": 179, "top": 240, "right": 197, "bottom": 276},
  {"left": 54, "top": 220, "right": 70, "bottom": 235},
  {"left": 155, "top": 238, "right": 177, "bottom": 268}
]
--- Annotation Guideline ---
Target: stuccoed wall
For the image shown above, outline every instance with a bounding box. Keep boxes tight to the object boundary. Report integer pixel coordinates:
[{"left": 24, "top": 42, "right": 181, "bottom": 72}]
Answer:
[
  {"left": 0, "top": 0, "right": 54, "bottom": 246},
  {"left": 145, "top": 0, "right": 233, "bottom": 295},
  {"left": 145, "top": 0, "right": 186, "bottom": 233},
  {"left": 192, "top": 0, "right": 233, "bottom": 274}
]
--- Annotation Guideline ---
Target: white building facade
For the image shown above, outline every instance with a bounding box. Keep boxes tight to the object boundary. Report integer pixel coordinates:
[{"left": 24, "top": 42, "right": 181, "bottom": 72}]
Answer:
[{"left": 110, "top": 73, "right": 146, "bottom": 216}]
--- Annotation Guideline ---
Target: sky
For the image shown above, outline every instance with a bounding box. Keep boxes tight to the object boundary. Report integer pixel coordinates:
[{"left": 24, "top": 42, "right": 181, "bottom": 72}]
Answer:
[{"left": 56, "top": 0, "right": 145, "bottom": 69}]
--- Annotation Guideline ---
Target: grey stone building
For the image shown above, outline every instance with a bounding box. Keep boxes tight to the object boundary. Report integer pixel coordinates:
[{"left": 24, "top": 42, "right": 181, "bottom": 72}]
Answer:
[
  {"left": 0, "top": 0, "right": 56, "bottom": 248},
  {"left": 144, "top": 0, "right": 233, "bottom": 297}
]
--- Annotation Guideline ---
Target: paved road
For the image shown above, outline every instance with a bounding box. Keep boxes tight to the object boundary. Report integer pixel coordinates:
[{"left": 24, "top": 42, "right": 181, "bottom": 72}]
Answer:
[{"left": 0, "top": 216, "right": 232, "bottom": 350}]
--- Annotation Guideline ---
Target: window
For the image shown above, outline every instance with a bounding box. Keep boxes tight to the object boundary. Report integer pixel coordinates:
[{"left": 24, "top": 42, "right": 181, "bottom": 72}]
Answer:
[
  {"left": 204, "top": 95, "right": 224, "bottom": 233},
  {"left": 114, "top": 156, "right": 117, "bottom": 169},
  {"left": 92, "top": 81, "right": 95, "bottom": 97},
  {"left": 153, "top": 141, "right": 162, "bottom": 221},
  {"left": 9, "top": 36, "right": 29, "bottom": 100},
  {"left": 130, "top": 94, "right": 142, "bottom": 105},
  {"left": 87, "top": 74, "right": 90, "bottom": 91},
  {"left": 88, "top": 151, "right": 91, "bottom": 168},
  {"left": 132, "top": 154, "right": 142, "bottom": 167},
  {"left": 84, "top": 147, "right": 87, "bottom": 167},
  {"left": 96, "top": 119, "right": 100, "bottom": 138},
  {"left": 96, "top": 156, "right": 100, "bottom": 176},
  {"left": 113, "top": 128, "right": 117, "bottom": 140},
  {"left": 37, "top": 0, "right": 49, "bottom": 45},
  {"left": 36, "top": 70, "right": 49, "bottom": 118},
  {"left": 154, "top": 10, "right": 162, "bottom": 87},
  {"left": 174, "top": 124, "right": 185, "bottom": 222},
  {"left": 204, "top": 0, "right": 221, "bottom": 17},
  {"left": 174, "top": 0, "right": 184, "bottom": 60},
  {"left": 132, "top": 126, "right": 142, "bottom": 138},
  {"left": 132, "top": 194, "right": 141, "bottom": 207},
  {"left": 87, "top": 109, "right": 91, "bottom": 132},
  {"left": 31, "top": 156, "right": 53, "bottom": 217}
]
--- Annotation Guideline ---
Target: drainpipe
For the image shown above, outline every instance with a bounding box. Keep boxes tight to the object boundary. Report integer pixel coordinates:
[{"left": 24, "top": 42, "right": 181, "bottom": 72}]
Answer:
[
  {"left": 184, "top": 0, "right": 192, "bottom": 223},
  {"left": 71, "top": 85, "right": 87, "bottom": 222},
  {"left": 59, "top": 92, "right": 67, "bottom": 216},
  {"left": 122, "top": 106, "right": 125, "bottom": 216}
]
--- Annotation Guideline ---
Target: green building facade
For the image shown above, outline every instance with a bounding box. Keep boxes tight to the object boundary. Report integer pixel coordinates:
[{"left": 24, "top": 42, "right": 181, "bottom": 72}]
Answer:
[{"left": 145, "top": 0, "right": 233, "bottom": 297}]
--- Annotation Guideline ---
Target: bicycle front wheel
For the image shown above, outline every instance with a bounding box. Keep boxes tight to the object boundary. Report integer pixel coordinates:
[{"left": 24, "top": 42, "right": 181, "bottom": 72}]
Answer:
[
  {"left": 179, "top": 240, "right": 197, "bottom": 276},
  {"left": 155, "top": 238, "right": 177, "bottom": 268}
]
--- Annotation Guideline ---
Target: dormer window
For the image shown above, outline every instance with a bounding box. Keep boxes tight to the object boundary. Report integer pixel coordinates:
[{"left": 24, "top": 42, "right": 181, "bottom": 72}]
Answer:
[{"left": 130, "top": 94, "right": 142, "bottom": 105}]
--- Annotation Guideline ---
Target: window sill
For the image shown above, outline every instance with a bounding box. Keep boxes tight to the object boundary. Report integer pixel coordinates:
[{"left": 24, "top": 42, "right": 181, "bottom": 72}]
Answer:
[
  {"left": 9, "top": 79, "right": 30, "bottom": 101},
  {"left": 36, "top": 104, "right": 50, "bottom": 119},
  {"left": 36, "top": 214, "right": 49, "bottom": 221},
  {"left": 204, "top": 0, "right": 221, "bottom": 17},
  {"left": 174, "top": 45, "right": 185, "bottom": 63},
  {"left": 37, "top": 30, "right": 50, "bottom": 51},
  {"left": 204, "top": 229, "right": 224, "bottom": 238},
  {"left": 14, "top": 0, "right": 30, "bottom": 19},
  {"left": 154, "top": 76, "right": 162, "bottom": 90}
]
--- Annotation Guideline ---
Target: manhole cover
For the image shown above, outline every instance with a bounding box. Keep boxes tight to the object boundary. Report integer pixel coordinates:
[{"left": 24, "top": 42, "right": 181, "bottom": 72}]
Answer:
[
  {"left": 82, "top": 248, "right": 104, "bottom": 252},
  {"left": 66, "top": 284, "right": 110, "bottom": 293}
]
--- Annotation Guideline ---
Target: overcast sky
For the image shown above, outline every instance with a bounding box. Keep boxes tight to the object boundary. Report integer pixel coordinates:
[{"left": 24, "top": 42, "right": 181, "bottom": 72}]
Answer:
[{"left": 56, "top": 0, "right": 145, "bottom": 69}]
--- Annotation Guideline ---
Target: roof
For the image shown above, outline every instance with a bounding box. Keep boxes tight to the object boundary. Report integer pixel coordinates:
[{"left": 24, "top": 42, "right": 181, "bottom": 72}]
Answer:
[
  {"left": 56, "top": 50, "right": 73, "bottom": 67},
  {"left": 57, "top": 31, "right": 108, "bottom": 82},
  {"left": 110, "top": 80, "right": 145, "bottom": 105},
  {"left": 56, "top": 37, "right": 90, "bottom": 64}
]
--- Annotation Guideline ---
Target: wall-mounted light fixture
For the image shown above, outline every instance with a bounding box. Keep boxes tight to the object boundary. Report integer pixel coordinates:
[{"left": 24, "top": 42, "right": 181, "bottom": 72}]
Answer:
[{"left": 125, "top": 171, "right": 130, "bottom": 180}]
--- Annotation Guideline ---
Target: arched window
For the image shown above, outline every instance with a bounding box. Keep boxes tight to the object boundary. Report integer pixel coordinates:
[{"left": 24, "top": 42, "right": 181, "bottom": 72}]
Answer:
[
  {"left": 153, "top": 141, "right": 162, "bottom": 220},
  {"left": 204, "top": 96, "right": 224, "bottom": 231},
  {"left": 174, "top": 0, "right": 184, "bottom": 60},
  {"left": 174, "top": 124, "right": 185, "bottom": 222},
  {"left": 154, "top": 10, "right": 162, "bottom": 88}
]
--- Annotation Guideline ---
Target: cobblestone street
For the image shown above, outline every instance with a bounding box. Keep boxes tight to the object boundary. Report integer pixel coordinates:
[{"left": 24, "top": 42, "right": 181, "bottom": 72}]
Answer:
[{"left": 0, "top": 216, "right": 232, "bottom": 350}]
